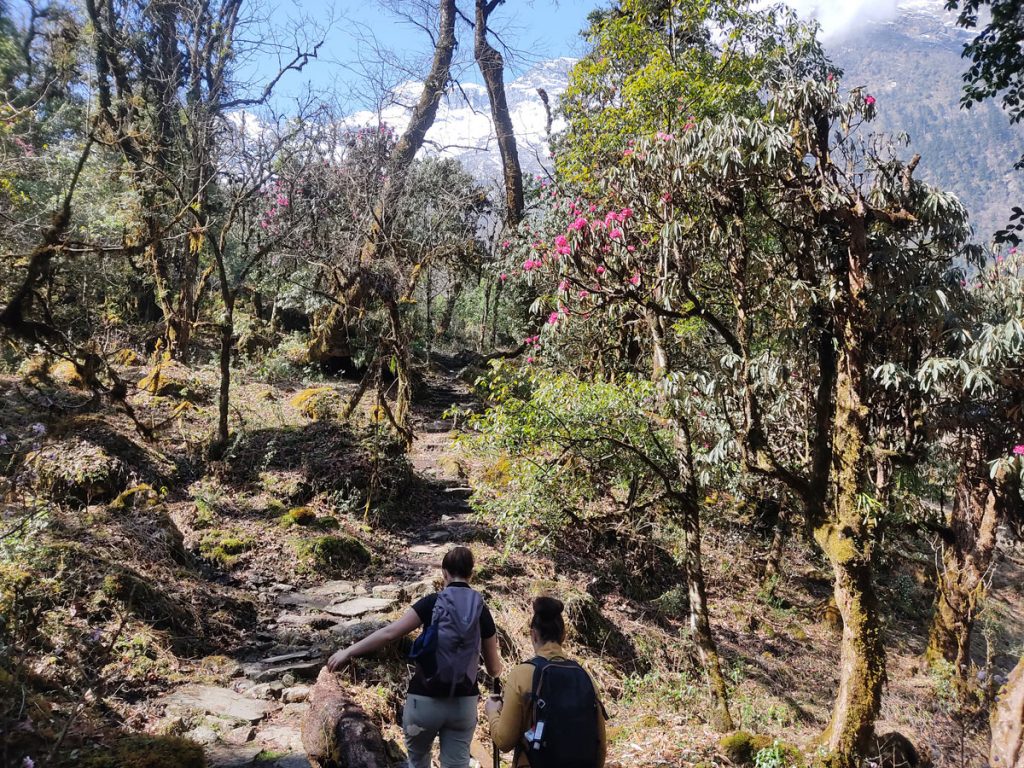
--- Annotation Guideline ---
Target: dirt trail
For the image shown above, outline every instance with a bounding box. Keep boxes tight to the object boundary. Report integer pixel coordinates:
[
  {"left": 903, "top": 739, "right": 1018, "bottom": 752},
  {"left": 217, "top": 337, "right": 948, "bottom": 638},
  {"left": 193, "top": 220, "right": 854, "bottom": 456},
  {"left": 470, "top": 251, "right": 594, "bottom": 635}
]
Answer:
[{"left": 150, "top": 364, "right": 491, "bottom": 768}]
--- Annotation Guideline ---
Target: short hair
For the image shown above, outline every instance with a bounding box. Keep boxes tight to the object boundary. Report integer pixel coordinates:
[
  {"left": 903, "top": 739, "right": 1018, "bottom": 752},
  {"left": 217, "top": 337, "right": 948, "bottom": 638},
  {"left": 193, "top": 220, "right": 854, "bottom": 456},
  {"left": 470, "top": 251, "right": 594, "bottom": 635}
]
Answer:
[
  {"left": 441, "top": 546, "right": 474, "bottom": 579},
  {"left": 530, "top": 596, "right": 565, "bottom": 644}
]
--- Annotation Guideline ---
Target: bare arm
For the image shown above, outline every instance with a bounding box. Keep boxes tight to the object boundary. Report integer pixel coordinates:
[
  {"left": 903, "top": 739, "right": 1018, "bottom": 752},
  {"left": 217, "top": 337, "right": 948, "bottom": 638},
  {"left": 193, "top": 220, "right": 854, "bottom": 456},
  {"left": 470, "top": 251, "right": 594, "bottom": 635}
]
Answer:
[
  {"left": 326, "top": 608, "right": 421, "bottom": 671},
  {"left": 482, "top": 633, "right": 502, "bottom": 678}
]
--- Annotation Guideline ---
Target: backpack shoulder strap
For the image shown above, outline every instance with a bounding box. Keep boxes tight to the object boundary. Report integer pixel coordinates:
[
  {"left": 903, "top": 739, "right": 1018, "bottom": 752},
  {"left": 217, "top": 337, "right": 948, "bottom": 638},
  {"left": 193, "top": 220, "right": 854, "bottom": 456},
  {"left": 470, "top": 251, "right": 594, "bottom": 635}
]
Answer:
[
  {"left": 514, "top": 657, "right": 549, "bottom": 768},
  {"left": 527, "top": 656, "right": 550, "bottom": 702}
]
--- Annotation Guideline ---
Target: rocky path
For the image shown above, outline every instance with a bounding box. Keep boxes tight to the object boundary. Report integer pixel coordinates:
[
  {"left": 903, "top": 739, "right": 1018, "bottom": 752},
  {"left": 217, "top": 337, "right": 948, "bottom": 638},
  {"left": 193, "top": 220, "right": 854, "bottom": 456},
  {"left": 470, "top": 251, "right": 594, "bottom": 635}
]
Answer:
[{"left": 150, "top": 364, "right": 488, "bottom": 767}]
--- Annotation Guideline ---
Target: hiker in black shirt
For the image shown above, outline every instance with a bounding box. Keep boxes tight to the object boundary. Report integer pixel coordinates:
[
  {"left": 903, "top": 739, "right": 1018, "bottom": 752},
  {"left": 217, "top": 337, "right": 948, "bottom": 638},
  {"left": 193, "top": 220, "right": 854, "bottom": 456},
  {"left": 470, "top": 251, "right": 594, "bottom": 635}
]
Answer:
[{"left": 326, "top": 546, "right": 502, "bottom": 768}]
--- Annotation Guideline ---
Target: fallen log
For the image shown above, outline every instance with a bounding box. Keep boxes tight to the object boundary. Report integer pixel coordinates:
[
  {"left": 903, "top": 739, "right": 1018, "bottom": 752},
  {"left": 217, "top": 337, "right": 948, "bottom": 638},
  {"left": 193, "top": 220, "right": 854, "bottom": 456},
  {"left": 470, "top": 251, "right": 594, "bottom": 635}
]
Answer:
[{"left": 301, "top": 667, "right": 390, "bottom": 768}]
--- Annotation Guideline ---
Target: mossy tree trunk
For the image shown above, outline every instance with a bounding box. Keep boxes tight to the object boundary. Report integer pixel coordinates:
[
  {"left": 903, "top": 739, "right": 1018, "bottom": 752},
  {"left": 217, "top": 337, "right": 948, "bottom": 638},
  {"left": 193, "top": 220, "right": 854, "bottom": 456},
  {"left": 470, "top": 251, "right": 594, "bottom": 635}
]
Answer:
[
  {"left": 815, "top": 216, "right": 885, "bottom": 768},
  {"left": 927, "top": 455, "right": 1018, "bottom": 670},
  {"left": 679, "top": 490, "right": 734, "bottom": 732}
]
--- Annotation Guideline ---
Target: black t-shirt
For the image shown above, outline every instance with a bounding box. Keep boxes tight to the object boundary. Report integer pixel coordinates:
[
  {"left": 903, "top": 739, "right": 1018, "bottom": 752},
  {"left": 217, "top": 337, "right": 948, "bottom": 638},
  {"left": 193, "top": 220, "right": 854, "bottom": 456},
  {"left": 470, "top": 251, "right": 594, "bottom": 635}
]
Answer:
[{"left": 408, "top": 582, "right": 496, "bottom": 698}]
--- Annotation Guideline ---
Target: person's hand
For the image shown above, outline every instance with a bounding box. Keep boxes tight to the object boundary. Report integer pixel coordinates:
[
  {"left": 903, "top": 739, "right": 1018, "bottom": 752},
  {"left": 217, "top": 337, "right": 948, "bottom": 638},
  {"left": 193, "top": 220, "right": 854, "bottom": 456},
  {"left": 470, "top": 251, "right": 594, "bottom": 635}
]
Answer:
[
  {"left": 484, "top": 696, "right": 503, "bottom": 718},
  {"left": 326, "top": 648, "right": 352, "bottom": 672}
]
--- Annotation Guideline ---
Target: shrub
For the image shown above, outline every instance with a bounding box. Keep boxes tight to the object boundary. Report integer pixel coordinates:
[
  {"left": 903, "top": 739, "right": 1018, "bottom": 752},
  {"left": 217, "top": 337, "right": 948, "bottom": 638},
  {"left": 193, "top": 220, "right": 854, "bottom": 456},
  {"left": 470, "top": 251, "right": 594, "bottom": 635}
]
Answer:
[{"left": 289, "top": 387, "right": 340, "bottom": 420}]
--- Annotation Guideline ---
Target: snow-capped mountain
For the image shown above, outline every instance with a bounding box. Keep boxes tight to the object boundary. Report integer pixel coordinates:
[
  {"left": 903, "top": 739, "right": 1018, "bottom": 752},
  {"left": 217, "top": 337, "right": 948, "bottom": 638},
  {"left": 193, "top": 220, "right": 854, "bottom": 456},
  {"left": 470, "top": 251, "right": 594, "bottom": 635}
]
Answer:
[
  {"left": 354, "top": 1, "right": 1020, "bottom": 241},
  {"left": 346, "top": 57, "right": 573, "bottom": 183}
]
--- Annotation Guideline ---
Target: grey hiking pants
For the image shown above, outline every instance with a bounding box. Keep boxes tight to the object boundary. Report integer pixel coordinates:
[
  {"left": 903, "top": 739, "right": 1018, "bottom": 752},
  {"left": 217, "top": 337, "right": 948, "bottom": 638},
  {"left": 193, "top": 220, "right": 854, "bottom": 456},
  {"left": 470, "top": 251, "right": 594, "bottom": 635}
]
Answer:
[{"left": 403, "top": 693, "right": 478, "bottom": 768}]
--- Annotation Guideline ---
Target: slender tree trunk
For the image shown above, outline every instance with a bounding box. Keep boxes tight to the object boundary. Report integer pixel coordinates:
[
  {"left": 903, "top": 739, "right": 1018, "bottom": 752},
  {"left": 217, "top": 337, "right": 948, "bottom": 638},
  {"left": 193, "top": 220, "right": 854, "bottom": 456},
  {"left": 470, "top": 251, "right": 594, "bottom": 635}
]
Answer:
[
  {"left": 650, "top": 308, "right": 732, "bottom": 732},
  {"left": 434, "top": 280, "right": 462, "bottom": 344},
  {"left": 761, "top": 503, "right": 788, "bottom": 596},
  {"left": 215, "top": 297, "right": 234, "bottom": 454},
  {"left": 385, "top": 299, "right": 413, "bottom": 445},
  {"left": 679, "top": 492, "right": 733, "bottom": 732},
  {"left": 474, "top": 0, "right": 524, "bottom": 227},
  {"left": 425, "top": 266, "right": 433, "bottom": 363},
  {"left": 479, "top": 280, "right": 491, "bottom": 353},
  {"left": 490, "top": 278, "right": 503, "bottom": 349}
]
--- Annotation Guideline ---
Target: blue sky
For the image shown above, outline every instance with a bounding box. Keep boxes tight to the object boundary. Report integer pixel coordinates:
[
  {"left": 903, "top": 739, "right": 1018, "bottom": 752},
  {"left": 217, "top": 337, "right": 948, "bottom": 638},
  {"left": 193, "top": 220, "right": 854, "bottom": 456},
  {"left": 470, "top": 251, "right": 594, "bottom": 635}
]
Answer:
[{"left": 244, "top": 0, "right": 604, "bottom": 109}]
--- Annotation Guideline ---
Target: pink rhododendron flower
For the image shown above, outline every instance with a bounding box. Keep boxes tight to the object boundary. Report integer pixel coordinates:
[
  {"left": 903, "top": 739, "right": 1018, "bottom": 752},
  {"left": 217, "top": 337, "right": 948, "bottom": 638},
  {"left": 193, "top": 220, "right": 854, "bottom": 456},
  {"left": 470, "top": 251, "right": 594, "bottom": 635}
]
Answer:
[
  {"left": 623, "top": 149, "right": 634, "bottom": 157},
  {"left": 558, "top": 280, "right": 570, "bottom": 292},
  {"left": 522, "top": 260, "right": 534, "bottom": 271},
  {"left": 1014, "top": 445, "right": 1024, "bottom": 456},
  {"left": 656, "top": 131, "right": 675, "bottom": 141},
  {"left": 569, "top": 217, "right": 588, "bottom": 231},
  {"left": 661, "top": 192, "right": 672, "bottom": 204},
  {"left": 527, "top": 356, "right": 534, "bottom": 364},
  {"left": 556, "top": 246, "right": 571, "bottom": 255},
  {"left": 548, "top": 311, "right": 560, "bottom": 325},
  {"left": 588, "top": 204, "right": 597, "bottom": 212},
  {"left": 501, "top": 239, "right": 511, "bottom": 249},
  {"left": 627, "top": 245, "right": 636, "bottom": 252},
  {"left": 578, "top": 289, "right": 589, "bottom": 298},
  {"left": 629, "top": 274, "right": 641, "bottom": 286},
  {"left": 865, "top": 95, "right": 876, "bottom": 106},
  {"left": 554, "top": 235, "right": 569, "bottom": 248},
  {"left": 596, "top": 265, "right": 606, "bottom": 275},
  {"left": 609, "top": 228, "right": 623, "bottom": 239},
  {"left": 276, "top": 195, "right": 289, "bottom": 206},
  {"left": 620, "top": 207, "right": 633, "bottom": 219},
  {"left": 499, "top": 273, "right": 507, "bottom": 281}
]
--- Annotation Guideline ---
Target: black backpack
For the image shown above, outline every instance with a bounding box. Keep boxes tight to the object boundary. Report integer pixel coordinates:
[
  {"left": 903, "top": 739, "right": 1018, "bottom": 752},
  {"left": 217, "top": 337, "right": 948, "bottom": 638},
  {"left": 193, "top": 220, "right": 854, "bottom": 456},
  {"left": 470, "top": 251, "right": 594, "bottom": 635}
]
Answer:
[{"left": 515, "top": 657, "right": 603, "bottom": 768}]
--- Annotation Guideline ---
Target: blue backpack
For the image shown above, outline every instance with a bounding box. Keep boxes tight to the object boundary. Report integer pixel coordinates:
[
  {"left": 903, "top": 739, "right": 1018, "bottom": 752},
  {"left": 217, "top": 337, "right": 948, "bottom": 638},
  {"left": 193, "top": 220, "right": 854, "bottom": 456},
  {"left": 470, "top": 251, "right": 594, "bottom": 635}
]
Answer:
[{"left": 409, "top": 587, "right": 483, "bottom": 696}]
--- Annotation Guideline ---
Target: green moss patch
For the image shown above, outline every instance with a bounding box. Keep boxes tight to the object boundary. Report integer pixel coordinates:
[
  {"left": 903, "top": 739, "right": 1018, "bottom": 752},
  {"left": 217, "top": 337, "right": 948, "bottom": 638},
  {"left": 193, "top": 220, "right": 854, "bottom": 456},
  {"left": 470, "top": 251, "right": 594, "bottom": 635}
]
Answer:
[
  {"left": 199, "top": 530, "right": 254, "bottom": 569},
  {"left": 299, "top": 534, "right": 371, "bottom": 574}
]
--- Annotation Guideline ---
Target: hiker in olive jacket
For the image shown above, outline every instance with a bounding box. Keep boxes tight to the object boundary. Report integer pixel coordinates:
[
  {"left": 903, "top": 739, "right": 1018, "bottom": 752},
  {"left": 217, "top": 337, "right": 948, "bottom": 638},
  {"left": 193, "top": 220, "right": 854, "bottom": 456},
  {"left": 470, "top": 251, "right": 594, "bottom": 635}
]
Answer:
[{"left": 484, "top": 596, "right": 607, "bottom": 767}]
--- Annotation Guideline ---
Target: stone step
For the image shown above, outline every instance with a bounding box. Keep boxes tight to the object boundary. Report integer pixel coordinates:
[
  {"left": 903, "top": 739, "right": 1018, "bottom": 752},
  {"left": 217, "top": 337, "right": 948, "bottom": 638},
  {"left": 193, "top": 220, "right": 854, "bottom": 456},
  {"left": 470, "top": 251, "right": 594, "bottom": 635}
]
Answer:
[
  {"left": 322, "top": 596, "right": 396, "bottom": 618},
  {"left": 157, "top": 685, "right": 281, "bottom": 725}
]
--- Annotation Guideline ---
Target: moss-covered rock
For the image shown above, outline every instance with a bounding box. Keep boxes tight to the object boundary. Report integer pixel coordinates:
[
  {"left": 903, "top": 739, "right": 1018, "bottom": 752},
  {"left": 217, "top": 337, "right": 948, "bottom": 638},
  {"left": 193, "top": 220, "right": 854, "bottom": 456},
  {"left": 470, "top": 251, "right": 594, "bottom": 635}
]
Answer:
[
  {"left": 289, "top": 387, "right": 340, "bottom": 420},
  {"left": 113, "top": 347, "right": 142, "bottom": 366},
  {"left": 199, "top": 530, "right": 253, "bottom": 570},
  {"left": 28, "top": 440, "right": 128, "bottom": 504},
  {"left": 301, "top": 534, "right": 371, "bottom": 574},
  {"left": 719, "top": 731, "right": 773, "bottom": 764},
  {"left": 279, "top": 506, "right": 317, "bottom": 527},
  {"left": 138, "top": 359, "right": 207, "bottom": 400},
  {"left": 80, "top": 734, "right": 206, "bottom": 768},
  {"left": 49, "top": 359, "right": 85, "bottom": 388}
]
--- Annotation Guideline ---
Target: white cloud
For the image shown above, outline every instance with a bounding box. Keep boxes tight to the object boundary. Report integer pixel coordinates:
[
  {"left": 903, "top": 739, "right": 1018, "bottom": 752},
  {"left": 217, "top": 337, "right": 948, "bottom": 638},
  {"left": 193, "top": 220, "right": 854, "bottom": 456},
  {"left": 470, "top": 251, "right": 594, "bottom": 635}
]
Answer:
[{"left": 767, "top": 0, "right": 941, "bottom": 40}]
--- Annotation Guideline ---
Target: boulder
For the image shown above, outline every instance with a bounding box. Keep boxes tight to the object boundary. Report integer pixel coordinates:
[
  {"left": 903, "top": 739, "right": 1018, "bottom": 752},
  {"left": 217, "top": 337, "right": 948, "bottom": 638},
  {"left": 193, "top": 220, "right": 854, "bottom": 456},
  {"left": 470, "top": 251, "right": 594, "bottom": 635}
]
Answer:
[
  {"left": 138, "top": 359, "right": 208, "bottom": 400},
  {"left": 301, "top": 668, "right": 390, "bottom": 768},
  {"left": 870, "top": 732, "right": 929, "bottom": 768},
  {"left": 289, "top": 387, "right": 340, "bottom": 420},
  {"left": 28, "top": 440, "right": 128, "bottom": 504}
]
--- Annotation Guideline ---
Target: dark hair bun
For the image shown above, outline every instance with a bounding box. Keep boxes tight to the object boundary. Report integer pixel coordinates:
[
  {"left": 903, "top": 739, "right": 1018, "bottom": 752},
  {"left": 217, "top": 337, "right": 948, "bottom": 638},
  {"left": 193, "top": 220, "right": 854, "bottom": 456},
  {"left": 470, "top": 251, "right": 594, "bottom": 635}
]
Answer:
[{"left": 533, "top": 596, "right": 564, "bottom": 618}]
